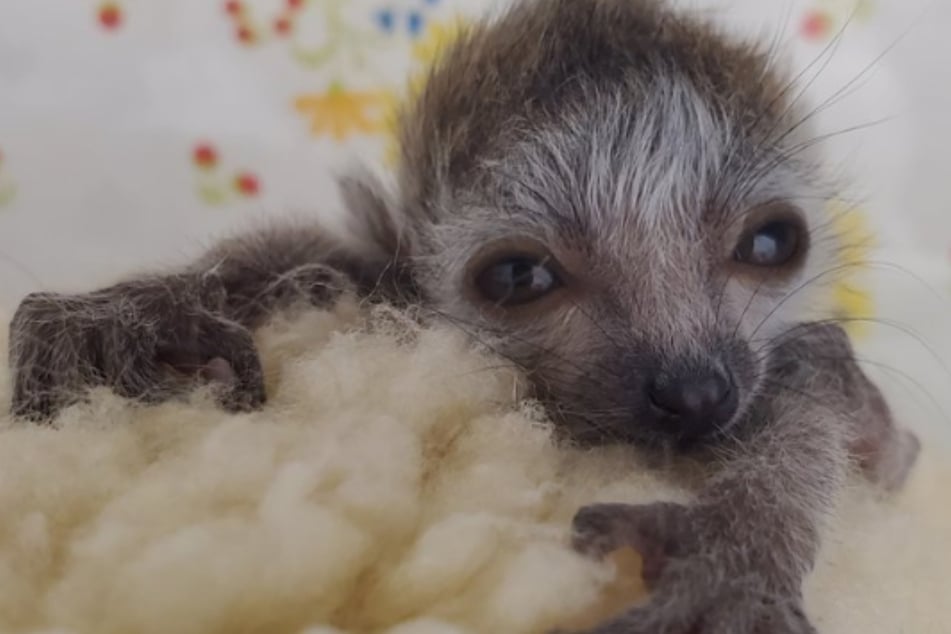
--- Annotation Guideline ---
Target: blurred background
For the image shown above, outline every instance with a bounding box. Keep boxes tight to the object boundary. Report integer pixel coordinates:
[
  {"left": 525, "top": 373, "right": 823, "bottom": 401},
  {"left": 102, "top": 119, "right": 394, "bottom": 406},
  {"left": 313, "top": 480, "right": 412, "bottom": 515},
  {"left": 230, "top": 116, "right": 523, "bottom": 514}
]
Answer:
[{"left": 0, "top": 0, "right": 949, "bottom": 436}]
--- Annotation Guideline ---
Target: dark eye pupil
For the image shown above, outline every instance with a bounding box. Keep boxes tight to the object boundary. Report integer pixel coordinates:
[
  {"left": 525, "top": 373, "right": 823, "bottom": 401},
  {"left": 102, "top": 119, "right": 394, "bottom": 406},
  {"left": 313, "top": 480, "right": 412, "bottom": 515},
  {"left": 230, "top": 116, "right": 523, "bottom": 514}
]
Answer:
[
  {"left": 477, "top": 257, "right": 558, "bottom": 305},
  {"left": 508, "top": 261, "right": 536, "bottom": 286},
  {"left": 735, "top": 221, "right": 801, "bottom": 267}
]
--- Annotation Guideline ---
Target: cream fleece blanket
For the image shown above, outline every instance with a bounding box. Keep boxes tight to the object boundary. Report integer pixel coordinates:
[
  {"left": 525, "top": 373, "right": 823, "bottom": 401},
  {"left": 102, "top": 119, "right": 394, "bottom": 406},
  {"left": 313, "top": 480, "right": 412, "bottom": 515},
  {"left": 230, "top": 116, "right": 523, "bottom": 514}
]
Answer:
[{"left": 0, "top": 298, "right": 948, "bottom": 634}]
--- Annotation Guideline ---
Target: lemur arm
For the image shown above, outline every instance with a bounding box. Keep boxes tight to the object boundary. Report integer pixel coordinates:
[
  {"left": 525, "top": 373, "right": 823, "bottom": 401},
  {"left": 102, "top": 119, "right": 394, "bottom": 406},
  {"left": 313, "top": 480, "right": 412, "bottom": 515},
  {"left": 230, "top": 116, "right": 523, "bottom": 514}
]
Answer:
[
  {"left": 7, "top": 189, "right": 410, "bottom": 420},
  {"left": 8, "top": 175, "right": 412, "bottom": 420},
  {"left": 570, "top": 324, "right": 919, "bottom": 634},
  {"left": 571, "top": 397, "right": 844, "bottom": 634}
]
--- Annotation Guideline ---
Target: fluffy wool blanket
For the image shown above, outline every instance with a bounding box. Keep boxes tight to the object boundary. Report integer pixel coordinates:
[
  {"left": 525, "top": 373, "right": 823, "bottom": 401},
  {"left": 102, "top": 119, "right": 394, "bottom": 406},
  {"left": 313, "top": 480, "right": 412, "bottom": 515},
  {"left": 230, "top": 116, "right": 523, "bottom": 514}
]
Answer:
[{"left": 0, "top": 298, "right": 949, "bottom": 634}]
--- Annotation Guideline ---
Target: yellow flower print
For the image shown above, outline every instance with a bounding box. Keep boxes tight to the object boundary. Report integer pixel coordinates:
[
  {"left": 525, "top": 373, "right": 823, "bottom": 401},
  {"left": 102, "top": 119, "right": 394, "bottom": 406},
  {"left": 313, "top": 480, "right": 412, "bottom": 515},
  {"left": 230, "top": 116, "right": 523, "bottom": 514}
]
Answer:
[
  {"left": 0, "top": 148, "right": 16, "bottom": 208},
  {"left": 410, "top": 17, "right": 467, "bottom": 65},
  {"left": 827, "top": 200, "right": 876, "bottom": 338},
  {"left": 295, "top": 82, "right": 392, "bottom": 141}
]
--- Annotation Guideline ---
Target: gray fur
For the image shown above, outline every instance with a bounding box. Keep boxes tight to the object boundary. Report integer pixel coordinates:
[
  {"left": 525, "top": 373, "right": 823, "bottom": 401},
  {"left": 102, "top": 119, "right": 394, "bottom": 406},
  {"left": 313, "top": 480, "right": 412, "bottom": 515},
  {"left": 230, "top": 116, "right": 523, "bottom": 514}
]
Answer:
[{"left": 7, "top": 1, "right": 918, "bottom": 632}]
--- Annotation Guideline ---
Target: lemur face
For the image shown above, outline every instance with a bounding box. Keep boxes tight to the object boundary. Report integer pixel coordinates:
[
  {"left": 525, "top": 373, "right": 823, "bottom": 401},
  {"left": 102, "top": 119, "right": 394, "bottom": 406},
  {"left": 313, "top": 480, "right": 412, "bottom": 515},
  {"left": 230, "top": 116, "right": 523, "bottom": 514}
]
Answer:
[{"left": 387, "top": 0, "right": 841, "bottom": 448}]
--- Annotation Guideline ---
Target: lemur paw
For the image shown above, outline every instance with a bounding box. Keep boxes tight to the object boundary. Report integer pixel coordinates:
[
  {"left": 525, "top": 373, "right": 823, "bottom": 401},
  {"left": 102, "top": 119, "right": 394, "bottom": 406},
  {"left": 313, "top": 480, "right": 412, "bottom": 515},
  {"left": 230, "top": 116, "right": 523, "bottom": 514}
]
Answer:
[
  {"left": 568, "top": 587, "right": 816, "bottom": 634},
  {"left": 570, "top": 502, "right": 818, "bottom": 634},
  {"left": 9, "top": 280, "right": 266, "bottom": 421},
  {"left": 572, "top": 502, "right": 689, "bottom": 585},
  {"left": 861, "top": 427, "right": 921, "bottom": 493}
]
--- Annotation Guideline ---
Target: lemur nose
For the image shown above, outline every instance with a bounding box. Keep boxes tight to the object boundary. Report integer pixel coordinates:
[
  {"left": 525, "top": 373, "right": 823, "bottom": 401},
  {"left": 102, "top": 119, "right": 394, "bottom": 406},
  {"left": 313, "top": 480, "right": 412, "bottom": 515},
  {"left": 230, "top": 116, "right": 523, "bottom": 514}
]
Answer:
[{"left": 648, "top": 370, "right": 737, "bottom": 436}]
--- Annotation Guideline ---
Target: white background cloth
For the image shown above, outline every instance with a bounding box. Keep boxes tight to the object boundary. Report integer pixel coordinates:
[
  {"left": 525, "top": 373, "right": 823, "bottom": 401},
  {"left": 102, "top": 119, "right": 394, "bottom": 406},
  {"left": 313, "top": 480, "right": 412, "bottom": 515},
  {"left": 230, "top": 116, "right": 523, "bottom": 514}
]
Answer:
[{"left": 0, "top": 0, "right": 948, "bottom": 301}]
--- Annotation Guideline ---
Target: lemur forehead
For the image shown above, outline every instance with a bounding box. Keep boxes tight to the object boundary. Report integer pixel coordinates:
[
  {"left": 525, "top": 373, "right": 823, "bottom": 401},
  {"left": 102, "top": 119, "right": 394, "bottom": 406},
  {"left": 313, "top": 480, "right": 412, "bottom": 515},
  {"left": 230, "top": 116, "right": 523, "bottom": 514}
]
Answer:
[
  {"left": 484, "top": 75, "right": 732, "bottom": 231},
  {"left": 402, "top": 0, "right": 788, "bottom": 192}
]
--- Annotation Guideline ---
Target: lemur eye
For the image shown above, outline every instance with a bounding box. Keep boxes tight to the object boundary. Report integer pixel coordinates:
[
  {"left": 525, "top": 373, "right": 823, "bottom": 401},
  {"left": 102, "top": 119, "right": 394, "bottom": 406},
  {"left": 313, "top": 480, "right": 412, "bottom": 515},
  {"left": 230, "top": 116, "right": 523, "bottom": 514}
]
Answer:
[
  {"left": 734, "top": 219, "right": 805, "bottom": 268},
  {"left": 475, "top": 256, "right": 561, "bottom": 306}
]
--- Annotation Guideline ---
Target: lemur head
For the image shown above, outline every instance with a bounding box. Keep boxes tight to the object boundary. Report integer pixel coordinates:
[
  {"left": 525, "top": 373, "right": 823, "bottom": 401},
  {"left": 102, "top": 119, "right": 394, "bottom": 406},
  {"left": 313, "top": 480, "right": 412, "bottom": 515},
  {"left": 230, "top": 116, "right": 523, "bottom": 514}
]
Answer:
[{"left": 347, "top": 0, "right": 842, "bottom": 449}]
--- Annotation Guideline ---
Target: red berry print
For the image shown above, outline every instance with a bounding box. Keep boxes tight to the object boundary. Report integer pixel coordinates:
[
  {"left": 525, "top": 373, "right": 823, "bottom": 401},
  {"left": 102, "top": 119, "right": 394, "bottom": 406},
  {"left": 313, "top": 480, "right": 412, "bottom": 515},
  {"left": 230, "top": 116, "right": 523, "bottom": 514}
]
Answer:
[
  {"left": 274, "top": 17, "right": 292, "bottom": 36},
  {"left": 234, "top": 173, "right": 260, "bottom": 197},
  {"left": 237, "top": 26, "right": 256, "bottom": 44},
  {"left": 98, "top": 2, "right": 123, "bottom": 30},
  {"left": 192, "top": 144, "right": 219, "bottom": 170},
  {"left": 800, "top": 10, "right": 832, "bottom": 41},
  {"left": 192, "top": 142, "right": 263, "bottom": 205},
  {"left": 224, "top": 0, "right": 309, "bottom": 50}
]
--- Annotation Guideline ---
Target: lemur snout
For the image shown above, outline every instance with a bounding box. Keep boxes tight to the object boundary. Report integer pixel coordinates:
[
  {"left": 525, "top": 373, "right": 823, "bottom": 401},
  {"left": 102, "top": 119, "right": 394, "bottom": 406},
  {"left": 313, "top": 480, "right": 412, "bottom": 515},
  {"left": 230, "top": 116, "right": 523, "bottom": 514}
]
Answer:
[{"left": 647, "top": 367, "right": 737, "bottom": 441}]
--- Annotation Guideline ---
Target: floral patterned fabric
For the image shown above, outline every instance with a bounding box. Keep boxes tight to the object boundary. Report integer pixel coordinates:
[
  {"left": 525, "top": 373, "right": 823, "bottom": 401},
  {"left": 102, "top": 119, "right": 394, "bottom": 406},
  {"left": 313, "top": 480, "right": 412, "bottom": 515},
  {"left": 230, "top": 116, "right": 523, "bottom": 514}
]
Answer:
[{"left": 0, "top": 0, "right": 948, "bottom": 315}]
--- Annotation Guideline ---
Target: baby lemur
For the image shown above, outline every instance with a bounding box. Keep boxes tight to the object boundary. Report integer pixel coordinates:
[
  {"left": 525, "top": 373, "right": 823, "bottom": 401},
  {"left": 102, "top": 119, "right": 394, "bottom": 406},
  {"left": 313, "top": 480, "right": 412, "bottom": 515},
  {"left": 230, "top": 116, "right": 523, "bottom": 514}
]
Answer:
[{"left": 8, "top": 0, "right": 920, "bottom": 632}]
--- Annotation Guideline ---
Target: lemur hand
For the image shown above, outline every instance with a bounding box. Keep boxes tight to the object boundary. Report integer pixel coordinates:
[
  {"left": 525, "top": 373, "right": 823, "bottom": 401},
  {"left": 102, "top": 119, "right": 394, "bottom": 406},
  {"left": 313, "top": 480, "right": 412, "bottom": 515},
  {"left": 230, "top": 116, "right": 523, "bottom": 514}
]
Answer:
[
  {"left": 568, "top": 502, "right": 817, "bottom": 634},
  {"left": 8, "top": 275, "right": 266, "bottom": 421}
]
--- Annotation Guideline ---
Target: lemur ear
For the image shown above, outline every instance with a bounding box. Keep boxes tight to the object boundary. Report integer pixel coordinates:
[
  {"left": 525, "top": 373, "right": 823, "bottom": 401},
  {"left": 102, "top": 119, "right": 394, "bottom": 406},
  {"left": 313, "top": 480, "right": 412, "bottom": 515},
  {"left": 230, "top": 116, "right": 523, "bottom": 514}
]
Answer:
[{"left": 337, "top": 169, "right": 413, "bottom": 262}]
